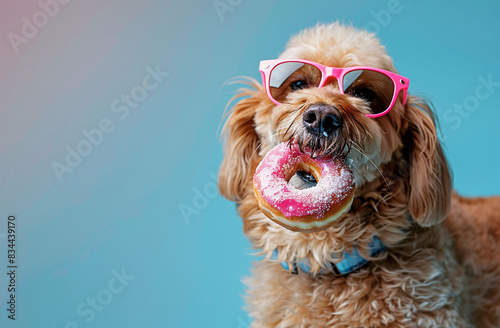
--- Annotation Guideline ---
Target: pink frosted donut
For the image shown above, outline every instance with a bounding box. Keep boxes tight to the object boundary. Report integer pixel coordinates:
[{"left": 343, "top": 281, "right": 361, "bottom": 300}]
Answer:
[{"left": 253, "top": 143, "right": 355, "bottom": 232}]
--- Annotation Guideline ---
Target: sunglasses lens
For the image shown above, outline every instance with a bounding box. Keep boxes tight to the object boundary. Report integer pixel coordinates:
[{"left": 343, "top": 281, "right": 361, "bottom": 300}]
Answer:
[
  {"left": 342, "top": 70, "right": 395, "bottom": 114},
  {"left": 269, "top": 62, "right": 322, "bottom": 104}
]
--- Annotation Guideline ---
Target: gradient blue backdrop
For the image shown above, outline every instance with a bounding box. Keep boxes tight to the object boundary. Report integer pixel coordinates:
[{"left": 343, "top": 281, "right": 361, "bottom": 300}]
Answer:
[{"left": 0, "top": 1, "right": 499, "bottom": 327}]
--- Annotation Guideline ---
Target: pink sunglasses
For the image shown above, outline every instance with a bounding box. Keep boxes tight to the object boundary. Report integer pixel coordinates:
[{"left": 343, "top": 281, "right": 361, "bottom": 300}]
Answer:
[{"left": 259, "top": 59, "right": 409, "bottom": 118}]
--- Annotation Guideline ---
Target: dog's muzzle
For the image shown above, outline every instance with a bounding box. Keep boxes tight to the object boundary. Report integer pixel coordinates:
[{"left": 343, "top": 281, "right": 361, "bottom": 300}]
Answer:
[{"left": 302, "top": 103, "right": 342, "bottom": 138}]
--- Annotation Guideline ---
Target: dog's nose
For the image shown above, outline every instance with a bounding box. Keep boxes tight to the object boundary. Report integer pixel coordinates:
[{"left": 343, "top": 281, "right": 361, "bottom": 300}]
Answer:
[{"left": 302, "top": 104, "right": 342, "bottom": 137}]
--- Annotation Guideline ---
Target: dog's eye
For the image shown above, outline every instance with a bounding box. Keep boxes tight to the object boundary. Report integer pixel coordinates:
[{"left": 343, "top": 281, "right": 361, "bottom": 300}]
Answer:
[
  {"left": 350, "top": 88, "right": 376, "bottom": 104},
  {"left": 296, "top": 170, "right": 317, "bottom": 184},
  {"left": 290, "top": 80, "right": 309, "bottom": 91}
]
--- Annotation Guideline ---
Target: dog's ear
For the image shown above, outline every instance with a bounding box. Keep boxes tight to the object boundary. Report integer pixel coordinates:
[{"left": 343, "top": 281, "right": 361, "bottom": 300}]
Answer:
[
  {"left": 219, "top": 80, "right": 264, "bottom": 202},
  {"left": 403, "top": 96, "right": 452, "bottom": 227}
]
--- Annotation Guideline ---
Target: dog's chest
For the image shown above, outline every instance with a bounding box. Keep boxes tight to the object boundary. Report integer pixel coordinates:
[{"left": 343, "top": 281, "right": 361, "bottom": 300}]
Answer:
[{"left": 245, "top": 252, "right": 467, "bottom": 327}]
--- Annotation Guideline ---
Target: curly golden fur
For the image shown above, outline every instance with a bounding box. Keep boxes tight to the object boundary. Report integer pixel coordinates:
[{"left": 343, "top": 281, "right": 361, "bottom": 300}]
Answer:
[{"left": 219, "top": 23, "right": 500, "bottom": 327}]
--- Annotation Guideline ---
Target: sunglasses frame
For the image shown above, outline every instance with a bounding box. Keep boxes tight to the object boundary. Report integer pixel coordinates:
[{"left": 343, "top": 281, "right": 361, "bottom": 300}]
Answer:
[{"left": 259, "top": 59, "right": 410, "bottom": 118}]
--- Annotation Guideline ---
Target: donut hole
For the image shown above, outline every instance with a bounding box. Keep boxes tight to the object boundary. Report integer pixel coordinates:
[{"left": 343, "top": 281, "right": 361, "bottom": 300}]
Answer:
[{"left": 287, "top": 162, "right": 319, "bottom": 190}]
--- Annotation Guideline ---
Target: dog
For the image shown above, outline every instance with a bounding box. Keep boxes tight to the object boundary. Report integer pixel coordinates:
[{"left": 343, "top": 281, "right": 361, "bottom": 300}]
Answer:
[{"left": 219, "top": 22, "right": 500, "bottom": 327}]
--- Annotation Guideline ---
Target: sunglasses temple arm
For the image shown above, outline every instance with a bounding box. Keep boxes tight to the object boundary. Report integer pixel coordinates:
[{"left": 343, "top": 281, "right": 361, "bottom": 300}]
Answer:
[
  {"left": 402, "top": 88, "right": 408, "bottom": 105},
  {"left": 259, "top": 71, "right": 267, "bottom": 89}
]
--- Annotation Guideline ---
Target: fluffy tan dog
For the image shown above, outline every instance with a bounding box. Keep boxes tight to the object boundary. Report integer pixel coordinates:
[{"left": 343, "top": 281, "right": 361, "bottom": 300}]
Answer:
[{"left": 219, "top": 22, "right": 500, "bottom": 327}]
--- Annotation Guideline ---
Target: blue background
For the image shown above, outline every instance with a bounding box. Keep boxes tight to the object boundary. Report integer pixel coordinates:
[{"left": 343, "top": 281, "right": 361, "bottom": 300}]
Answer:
[{"left": 0, "top": 1, "right": 499, "bottom": 327}]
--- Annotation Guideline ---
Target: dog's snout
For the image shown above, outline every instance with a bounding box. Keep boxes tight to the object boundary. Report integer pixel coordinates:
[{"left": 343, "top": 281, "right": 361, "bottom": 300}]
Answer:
[{"left": 302, "top": 104, "right": 342, "bottom": 137}]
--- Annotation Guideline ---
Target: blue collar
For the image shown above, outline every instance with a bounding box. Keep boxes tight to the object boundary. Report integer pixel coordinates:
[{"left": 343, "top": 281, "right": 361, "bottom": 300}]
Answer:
[{"left": 272, "top": 236, "right": 385, "bottom": 275}]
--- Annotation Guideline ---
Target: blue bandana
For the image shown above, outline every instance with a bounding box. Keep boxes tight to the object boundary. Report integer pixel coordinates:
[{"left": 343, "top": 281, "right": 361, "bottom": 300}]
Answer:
[{"left": 272, "top": 236, "right": 385, "bottom": 275}]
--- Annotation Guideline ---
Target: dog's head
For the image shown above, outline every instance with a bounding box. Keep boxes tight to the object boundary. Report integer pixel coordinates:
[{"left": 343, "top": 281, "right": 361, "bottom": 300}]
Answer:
[{"left": 219, "top": 23, "right": 452, "bottom": 270}]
